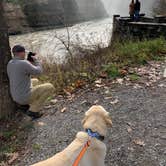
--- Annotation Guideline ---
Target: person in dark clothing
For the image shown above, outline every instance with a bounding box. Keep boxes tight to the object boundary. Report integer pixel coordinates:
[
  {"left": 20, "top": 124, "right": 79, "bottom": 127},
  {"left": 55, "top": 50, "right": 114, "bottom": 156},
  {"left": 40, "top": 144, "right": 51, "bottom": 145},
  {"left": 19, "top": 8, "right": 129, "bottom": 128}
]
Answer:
[
  {"left": 129, "top": 0, "right": 135, "bottom": 20},
  {"left": 134, "top": 0, "right": 141, "bottom": 21}
]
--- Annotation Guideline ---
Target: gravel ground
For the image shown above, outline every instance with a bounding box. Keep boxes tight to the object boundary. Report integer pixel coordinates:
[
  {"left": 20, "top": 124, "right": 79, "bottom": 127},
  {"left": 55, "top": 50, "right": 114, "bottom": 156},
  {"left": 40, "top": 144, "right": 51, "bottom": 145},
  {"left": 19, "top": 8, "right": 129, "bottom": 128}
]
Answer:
[{"left": 16, "top": 75, "right": 166, "bottom": 166}]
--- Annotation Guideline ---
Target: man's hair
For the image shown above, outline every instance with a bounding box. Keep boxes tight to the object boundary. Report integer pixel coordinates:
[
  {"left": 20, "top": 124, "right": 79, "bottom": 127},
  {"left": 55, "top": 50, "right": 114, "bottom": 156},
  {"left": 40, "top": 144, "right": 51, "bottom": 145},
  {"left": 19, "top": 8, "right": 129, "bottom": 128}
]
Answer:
[{"left": 12, "top": 45, "right": 25, "bottom": 56}]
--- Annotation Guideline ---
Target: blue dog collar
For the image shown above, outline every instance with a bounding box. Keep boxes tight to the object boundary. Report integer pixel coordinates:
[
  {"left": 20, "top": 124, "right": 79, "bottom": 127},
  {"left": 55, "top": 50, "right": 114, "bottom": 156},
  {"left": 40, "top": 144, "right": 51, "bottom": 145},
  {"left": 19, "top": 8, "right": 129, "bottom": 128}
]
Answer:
[{"left": 86, "top": 129, "right": 105, "bottom": 141}]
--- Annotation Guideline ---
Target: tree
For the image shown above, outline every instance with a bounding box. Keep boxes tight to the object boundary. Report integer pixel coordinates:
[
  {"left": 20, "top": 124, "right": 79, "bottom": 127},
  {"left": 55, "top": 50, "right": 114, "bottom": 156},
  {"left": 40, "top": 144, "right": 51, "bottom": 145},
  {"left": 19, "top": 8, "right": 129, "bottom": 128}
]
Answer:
[{"left": 0, "top": 1, "right": 15, "bottom": 119}]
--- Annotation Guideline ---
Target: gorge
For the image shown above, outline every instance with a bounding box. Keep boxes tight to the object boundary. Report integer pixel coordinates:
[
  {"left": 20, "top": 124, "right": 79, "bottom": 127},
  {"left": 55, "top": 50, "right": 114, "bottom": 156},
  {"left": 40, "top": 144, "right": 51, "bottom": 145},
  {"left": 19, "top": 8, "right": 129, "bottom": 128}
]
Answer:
[{"left": 6, "top": 0, "right": 158, "bottom": 63}]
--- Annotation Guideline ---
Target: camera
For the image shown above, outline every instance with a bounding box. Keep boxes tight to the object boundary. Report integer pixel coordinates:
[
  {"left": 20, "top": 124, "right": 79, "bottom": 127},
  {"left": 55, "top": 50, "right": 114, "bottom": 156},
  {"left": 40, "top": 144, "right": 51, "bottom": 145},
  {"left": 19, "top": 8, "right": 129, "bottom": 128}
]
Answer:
[{"left": 27, "top": 52, "right": 36, "bottom": 62}]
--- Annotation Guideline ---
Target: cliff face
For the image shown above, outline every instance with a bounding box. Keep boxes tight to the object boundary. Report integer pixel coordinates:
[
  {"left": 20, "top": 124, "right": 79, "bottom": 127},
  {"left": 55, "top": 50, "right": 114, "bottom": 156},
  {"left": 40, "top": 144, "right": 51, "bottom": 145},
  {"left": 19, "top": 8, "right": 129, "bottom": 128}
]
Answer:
[
  {"left": 3, "top": 3, "right": 30, "bottom": 34},
  {"left": 23, "top": 0, "right": 80, "bottom": 27},
  {"left": 4, "top": 0, "right": 107, "bottom": 34}
]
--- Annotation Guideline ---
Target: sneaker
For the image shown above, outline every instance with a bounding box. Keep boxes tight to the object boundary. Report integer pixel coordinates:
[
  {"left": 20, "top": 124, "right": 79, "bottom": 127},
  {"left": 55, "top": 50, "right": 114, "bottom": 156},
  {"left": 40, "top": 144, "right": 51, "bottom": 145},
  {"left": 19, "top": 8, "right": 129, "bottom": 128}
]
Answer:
[
  {"left": 16, "top": 104, "right": 30, "bottom": 112},
  {"left": 16, "top": 104, "right": 43, "bottom": 120},
  {"left": 26, "top": 111, "right": 43, "bottom": 120}
]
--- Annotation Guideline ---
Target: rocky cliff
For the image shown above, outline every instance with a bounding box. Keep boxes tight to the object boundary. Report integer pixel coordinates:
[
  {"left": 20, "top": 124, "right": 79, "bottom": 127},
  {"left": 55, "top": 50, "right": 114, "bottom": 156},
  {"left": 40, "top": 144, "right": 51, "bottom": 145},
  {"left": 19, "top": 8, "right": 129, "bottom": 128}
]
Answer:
[
  {"left": 4, "top": 0, "right": 108, "bottom": 34},
  {"left": 22, "top": 0, "right": 80, "bottom": 28},
  {"left": 3, "top": 3, "right": 30, "bottom": 34}
]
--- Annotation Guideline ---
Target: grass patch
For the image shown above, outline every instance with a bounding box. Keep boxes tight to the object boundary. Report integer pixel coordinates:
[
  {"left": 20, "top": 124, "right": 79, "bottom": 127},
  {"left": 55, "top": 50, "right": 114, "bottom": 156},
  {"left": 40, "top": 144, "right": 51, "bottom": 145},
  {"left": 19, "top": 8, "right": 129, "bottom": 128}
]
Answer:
[
  {"left": 102, "top": 64, "right": 121, "bottom": 79},
  {"left": 129, "top": 74, "right": 141, "bottom": 81},
  {"left": 32, "top": 144, "right": 41, "bottom": 151},
  {"left": 2, "top": 130, "right": 16, "bottom": 140},
  {"left": 112, "top": 37, "right": 166, "bottom": 66}
]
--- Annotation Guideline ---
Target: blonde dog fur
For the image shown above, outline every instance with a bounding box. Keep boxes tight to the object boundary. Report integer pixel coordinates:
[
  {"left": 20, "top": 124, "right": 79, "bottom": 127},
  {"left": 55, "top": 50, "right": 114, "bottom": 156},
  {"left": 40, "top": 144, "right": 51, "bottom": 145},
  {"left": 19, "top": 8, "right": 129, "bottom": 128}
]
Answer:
[{"left": 32, "top": 105, "right": 112, "bottom": 166}]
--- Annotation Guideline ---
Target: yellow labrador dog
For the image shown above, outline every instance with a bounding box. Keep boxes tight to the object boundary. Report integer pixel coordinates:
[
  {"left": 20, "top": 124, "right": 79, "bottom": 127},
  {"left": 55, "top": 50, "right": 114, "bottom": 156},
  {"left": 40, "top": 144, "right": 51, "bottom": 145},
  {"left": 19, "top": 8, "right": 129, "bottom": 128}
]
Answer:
[{"left": 32, "top": 105, "right": 112, "bottom": 166}]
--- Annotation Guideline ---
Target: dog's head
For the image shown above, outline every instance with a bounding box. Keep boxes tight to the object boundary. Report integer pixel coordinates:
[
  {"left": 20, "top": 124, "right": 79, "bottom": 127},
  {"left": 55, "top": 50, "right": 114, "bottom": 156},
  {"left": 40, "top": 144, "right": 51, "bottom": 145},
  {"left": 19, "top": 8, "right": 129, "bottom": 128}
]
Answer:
[{"left": 82, "top": 105, "right": 112, "bottom": 137}]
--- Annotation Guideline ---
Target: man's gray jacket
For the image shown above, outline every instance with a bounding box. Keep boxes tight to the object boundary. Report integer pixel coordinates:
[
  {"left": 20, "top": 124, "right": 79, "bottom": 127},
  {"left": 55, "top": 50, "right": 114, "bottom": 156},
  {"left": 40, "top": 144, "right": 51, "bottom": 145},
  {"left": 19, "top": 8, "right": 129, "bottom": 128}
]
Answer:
[{"left": 7, "top": 56, "right": 43, "bottom": 105}]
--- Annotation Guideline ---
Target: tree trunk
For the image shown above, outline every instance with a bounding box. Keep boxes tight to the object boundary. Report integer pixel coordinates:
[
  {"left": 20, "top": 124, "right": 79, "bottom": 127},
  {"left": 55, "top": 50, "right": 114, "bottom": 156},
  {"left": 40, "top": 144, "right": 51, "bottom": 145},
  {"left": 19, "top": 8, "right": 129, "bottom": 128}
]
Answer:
[{"left": 0, "top": 1, "right": 15, "bottom": 119}]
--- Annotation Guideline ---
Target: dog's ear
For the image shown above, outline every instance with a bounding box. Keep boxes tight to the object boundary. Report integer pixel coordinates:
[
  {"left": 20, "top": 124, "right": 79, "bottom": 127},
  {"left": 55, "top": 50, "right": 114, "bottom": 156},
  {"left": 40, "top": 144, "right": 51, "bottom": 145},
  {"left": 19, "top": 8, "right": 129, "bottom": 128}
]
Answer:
[
  {"left": 104, "top": 112, "right": 112, "bottom": 127},
  {"left": 82, "top": 110, "right": 91, "bottom": 125},
  {"left": 82, "top": 115, "right": 88, "bottom": 126}
]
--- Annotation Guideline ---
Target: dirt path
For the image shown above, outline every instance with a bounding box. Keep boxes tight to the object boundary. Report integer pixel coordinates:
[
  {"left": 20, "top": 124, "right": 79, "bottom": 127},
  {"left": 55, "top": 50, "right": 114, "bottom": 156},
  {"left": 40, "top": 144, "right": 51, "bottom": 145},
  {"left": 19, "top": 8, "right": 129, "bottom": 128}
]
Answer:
[{"left": 17, "top": 63, "right": 166, "bottom": 166}]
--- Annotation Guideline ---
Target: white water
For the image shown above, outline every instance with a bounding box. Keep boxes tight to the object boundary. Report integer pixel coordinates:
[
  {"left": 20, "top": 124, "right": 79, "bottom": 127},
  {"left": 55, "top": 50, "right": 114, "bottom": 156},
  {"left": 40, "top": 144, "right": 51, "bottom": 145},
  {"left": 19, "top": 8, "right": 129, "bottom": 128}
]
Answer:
[{"left": 10, "top": 18, "right": 112, "bottom": 63}]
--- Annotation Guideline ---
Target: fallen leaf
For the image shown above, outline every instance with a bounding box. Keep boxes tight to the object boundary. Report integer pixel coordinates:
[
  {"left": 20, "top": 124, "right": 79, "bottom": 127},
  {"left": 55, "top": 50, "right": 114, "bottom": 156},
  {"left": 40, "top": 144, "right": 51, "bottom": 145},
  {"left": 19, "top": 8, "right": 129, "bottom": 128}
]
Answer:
[
  {"left": 104, "top": 96, "right": 112, "bottom": 100},
  {"left": 126, "top": 122, "right": 132, "bottom": 126},
  {"left": 110, "top": 99, "right": 119, "bottom": 105},
  {"left": 61, "top": 107, "right": 67, "bottom": 113},
  {"left": 127, "top": 127, "right": 132, "bottom": 133},
  {"left": 37, "top": 122, "right": 45, "bottom": 126},
  {"left": 76, "top": 110, "right": 81, "bottom": 113},
  {"left": 104, "top": 89, "right": 110, "bottom": 94},
  {"left": 8, "top": 153, "right": 19, "bottom": 164},
  {"left": 145, "top": 83, "right": 151, "bottom": 87},
  {"left": 95, "top": 79, "right": 102, "bottom": 84},
  {"left": 95, "top": 84, "right": 103, "bottom": 88},
  {"left": 11, "top": 135, "right": 16, "bottom": 140},
  {"left": 120, "top": 69, "right": 128, "bottom": 76},
  {"left": 158, "top": 84, "right": 165, "bottom": 87},
  {"left": 163, "top": 69, "right": 166, "bottom": 78},
  {"left": 133, "top": 139, "right": 145, "bottom": 146},
  {"left": 64, "top": 86, "right": 74, "bottom": 95},
  {"left": 94, "top": 100, "right": 99, "bottom": 104},
  {"left": 128, "top": 147, "right": 134, "bottom": 151},
  {"left": 44, "top": 105, "right": 52, "bottom": 109},
  {"left": 125, "top": 77, "right": 130, "bottom": 81},
  {"left": 99, "top": 72, "right": 108, "bottom": 78},
  {"left": 67, "top": 94, "right": 75, "bottom": 101},
  {"left": 74, "top": 80, "right": 86, "bottom": 88},
  {"left": 50, "top": 99, "right": 58, "bottom": 104},
  {"left": 133, "top": 84, "right": 142, "bottom": 89},
  {"left": 116, "top": 78, "right": 123, "bottom": 85},
  {"left": 80, "top": 73, "right": 88, "bottom": 77},
  {"left": 81, "top": 100, "right": 87, "bottom": 105},
  {"left": 0, "top": 161, "right": 7, "bottom": 166}
]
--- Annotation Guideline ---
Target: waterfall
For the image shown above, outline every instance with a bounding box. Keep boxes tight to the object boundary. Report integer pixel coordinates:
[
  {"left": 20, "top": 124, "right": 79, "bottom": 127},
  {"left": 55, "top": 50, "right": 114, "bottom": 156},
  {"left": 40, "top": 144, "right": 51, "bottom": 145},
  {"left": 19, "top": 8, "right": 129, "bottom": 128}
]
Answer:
[{"left": 101, "top": 0, "right": 156, "bottom": 17}]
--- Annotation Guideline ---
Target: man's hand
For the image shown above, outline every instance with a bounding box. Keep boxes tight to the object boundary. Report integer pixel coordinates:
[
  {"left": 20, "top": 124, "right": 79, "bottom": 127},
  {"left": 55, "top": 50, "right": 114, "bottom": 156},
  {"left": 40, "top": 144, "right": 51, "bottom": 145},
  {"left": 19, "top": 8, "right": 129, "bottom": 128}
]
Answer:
[{"left": 31, "top": 55, "right": 37, "bottom": 62}]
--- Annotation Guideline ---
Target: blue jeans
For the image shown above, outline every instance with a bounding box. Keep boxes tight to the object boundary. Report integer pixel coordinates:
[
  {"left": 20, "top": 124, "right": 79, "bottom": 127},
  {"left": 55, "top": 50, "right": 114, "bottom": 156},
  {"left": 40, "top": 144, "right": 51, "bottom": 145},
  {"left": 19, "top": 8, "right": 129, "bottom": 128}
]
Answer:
[{"left": 134, "top": 10, "right": 140, "bottom": 21}]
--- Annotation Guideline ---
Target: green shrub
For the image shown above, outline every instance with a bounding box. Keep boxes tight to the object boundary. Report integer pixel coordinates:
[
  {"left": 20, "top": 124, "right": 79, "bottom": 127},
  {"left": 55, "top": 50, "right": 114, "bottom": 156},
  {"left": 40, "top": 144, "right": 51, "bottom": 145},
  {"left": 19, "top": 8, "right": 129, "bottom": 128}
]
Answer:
[{"left": 102, "top": 64, "right": 121, "bottom": 79}]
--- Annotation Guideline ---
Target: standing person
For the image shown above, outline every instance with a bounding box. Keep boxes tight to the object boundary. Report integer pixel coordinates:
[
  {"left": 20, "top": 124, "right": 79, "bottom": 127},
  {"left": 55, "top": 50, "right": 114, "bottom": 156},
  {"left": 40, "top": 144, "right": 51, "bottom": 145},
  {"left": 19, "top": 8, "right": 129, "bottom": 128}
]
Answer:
[
  {"left": 129, "top": 0, "right": 135, "bottom": 20},
  {"left": 134, "top": 0, "right": 141, "bottom": 21},
  {"left": 7, "top": 45, "right": 55, "bottom": 119}
]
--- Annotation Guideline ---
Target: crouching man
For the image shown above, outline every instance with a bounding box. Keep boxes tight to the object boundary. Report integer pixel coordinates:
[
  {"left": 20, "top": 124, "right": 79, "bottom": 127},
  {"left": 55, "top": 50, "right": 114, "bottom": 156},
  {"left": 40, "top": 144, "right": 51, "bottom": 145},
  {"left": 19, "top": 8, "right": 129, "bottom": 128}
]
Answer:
[{"left": 7, "top": 45, "right": 55, "bottom": 119}]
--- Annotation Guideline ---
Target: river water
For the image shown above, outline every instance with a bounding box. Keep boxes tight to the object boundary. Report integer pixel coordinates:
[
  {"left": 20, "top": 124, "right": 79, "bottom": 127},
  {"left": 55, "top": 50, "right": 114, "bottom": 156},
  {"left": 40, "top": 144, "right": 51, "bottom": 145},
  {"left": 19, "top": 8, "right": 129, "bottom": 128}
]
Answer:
[{"left": 9, "top": 17, "right": 112, "bottom": 63}]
